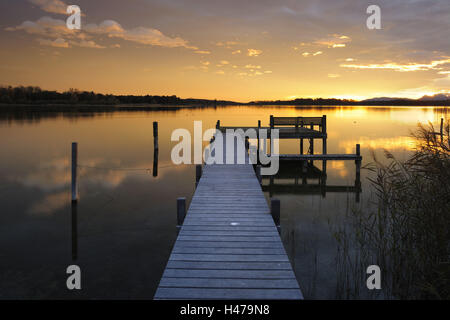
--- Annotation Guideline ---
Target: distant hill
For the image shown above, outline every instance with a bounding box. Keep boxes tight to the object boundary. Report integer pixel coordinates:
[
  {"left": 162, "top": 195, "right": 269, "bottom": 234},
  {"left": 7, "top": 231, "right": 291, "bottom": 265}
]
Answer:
[
  {"left": 419, "top": 93, "right": 450, "bottom": 101},
  {"left": 362, "top": 97, "right": 414, "bottom": 102}
]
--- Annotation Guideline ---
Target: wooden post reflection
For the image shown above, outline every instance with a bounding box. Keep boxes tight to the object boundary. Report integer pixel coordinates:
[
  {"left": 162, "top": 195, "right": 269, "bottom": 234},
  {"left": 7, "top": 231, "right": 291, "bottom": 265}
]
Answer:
[{"left": 71, "top": 200, "right": 78, "bottom": 261}]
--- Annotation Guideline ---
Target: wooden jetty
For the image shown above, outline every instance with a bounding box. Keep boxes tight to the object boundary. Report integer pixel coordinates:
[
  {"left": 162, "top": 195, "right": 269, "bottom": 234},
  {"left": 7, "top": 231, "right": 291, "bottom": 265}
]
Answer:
[{"left": 154, "top": 133, "right": 303, "bottom": 300}]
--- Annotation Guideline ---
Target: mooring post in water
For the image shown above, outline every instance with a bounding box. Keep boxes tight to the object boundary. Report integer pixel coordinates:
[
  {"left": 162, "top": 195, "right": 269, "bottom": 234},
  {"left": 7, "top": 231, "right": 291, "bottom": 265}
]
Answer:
[
  {"left": 216, "top": 120, "right": 220, "bottom": 129},
  {"left": 441, "top": 118, "right": 444, "bottom": 142},
  {"left": 355, "top": 144, "right": 361, "bottom": 203},
  {"left": 153, "top": 121, "right": 159, "bottom": 177},
  {"left": 322, "top": 116, "right": 327, "bottom": 174},
  {"left": 71, "top": 142, "right": 78, "bottom": 261},
  {"left": 153, "top": 121, "right": 159, "bottom": 150},
  {"left": 322, "top": 115, "right": 327, "bottom": 154},
  {"left": 300, "top": 119, "right": 304, "bottom": 155},
  {"left": 271, "top": 199, "right": 280, "bottom": 227},
  {"left": 255, "top": 165, "right": 262, "bottom": 185},
  {"left": 71, "top": 142, "right": 78, "bottom": 202},
  {"left": 257, "top": 120, "right": 261, "bottom": 164},
  {"left": 195, "top": 164, "right": 202, "bottom": 188},
  {"left": 177, "top": 197, "right": 186, "bottom": 226}
]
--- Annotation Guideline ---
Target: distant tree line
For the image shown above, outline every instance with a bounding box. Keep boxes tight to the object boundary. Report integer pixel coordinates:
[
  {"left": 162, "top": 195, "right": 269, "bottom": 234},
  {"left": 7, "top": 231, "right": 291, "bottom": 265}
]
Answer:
[
  {"left": 1, "top": 85, "right": 449, "bottom": 106},
  {"left": 0, "top": 86, "right": 120, "bottom": 105},
  {"left": 0, "top": 86, "right": 239, "bottom": 106},
  {"left": 248, "top": 98, "right": 450, "bottom": 106}
]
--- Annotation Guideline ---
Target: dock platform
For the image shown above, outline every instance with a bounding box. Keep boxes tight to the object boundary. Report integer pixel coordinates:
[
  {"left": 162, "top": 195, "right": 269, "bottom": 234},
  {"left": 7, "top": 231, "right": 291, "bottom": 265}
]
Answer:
[{"left": 154, "top": 135, "right": 303, "bottom": 300}]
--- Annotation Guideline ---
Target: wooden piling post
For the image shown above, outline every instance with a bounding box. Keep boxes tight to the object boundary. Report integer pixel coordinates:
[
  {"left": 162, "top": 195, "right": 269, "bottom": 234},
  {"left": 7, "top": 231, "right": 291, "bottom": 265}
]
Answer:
[
  {"left": 271, "top": 199, "right": 280, "bottom": 227},
  {"left": 322, "top": 115, "right": 327, "bottom": 155},
  {"left": 153, "top": 121, "right": 159, "bottom": 177},
  {"left": 195, "top": 164, "right": 202, "bottom": 187},
  {"left": 440, "top": 118, "right": 444, "bottom": 142},
  {"left": 300, "top": 119, "right": 304, "bottom": 155},
  {"left": 71, "top": 142, "right": 78, "bottom": 260},
  {"left": 355, "top": 144, "right": 361, "bottom": 203},
  {"left": 270, "top": 115, "right": 274, "bottom": 129},
  {"left": 257, "top": 120, "right": 261, "bottom": 164},
  {"left": 153, "top": 121, "right": 159, "bottom": 150},
  {"left": 177, "top": 197, "right": 186, "bottom": 226},
  {"left": 309, "top": 123, "right": 314, "bottom": 155},
  {"left": 216, "top": 120, "right": 220, "bottom": 129},
  {"left": 71, "top": 142, "right": 78, "bottom": 202},
  {"left": 255, "top": 165, "right": 262, "bottom": 184}
]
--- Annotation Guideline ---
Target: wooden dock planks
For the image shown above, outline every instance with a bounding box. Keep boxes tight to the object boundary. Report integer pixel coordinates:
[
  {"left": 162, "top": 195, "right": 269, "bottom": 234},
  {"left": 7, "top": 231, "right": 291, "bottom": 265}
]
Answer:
[{"left": 154, "top": 135, "right": 303, "bottom": 300}]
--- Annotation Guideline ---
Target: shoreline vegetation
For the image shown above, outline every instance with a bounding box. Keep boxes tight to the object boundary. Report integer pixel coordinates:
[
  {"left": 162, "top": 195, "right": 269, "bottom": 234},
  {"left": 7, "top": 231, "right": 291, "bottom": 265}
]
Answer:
[
  {"left": 333, "top": 121, "right": 450, "bottom": 299},
  {"left": 1, "top": 86, "right": 450, "bottom": 109}
]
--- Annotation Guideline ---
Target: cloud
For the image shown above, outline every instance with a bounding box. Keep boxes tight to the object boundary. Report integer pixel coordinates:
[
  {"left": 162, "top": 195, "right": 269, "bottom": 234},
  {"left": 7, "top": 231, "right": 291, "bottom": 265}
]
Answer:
[
  {"left": 71, "top": 40, "right": 106, "bottom": 49},
  {"left": 216, "top": 70, "right": 225, "bottom": 75},
  {"left": 29, "top": 0, "right": 67, "bottom": 15},
  {"left": 313, "top": 34, "right": 351, "bottom": 48},
  {"left": 85, "top": 21, "right": 196, "bottom": 49},
  {"left": 38, "top": 37, "right": 68, "bottom": 48},
  {"left": 340, "top": 58, "right": 450, "bottom": 72},
  {"left": 6, "top": 16, "right": 75, "bottom": 38},
  {"left": 195, "top": 50, "right": 211, "bottom": 54},
  {"left": 232, "top": 50, "right": 241, "bottom": 55},
  {"left": 247, "top": 49, "right": 262, "bottom": 57},
  {"left": 328, "top": 74, "right": 341, "bottom": 78},
  {"left": 216, "top": 41, "right": 238, "bottom": 48},
  {"left": 245, "top": 64, "right": 261, "bottom": 69},
  {"left": 302, "top": 51, "right": 322, "bottom": 57},
  {"left": 8, "top": 17, "right": 198, "bottom": 50},
  {"left": 220, "top": 60, "right": 230, "bottom": 65}
]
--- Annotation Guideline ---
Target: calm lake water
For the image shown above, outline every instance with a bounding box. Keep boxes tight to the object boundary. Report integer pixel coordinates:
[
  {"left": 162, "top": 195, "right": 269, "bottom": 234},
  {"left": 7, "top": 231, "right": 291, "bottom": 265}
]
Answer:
[{"left": 0, "top": 105, "right": 448, "bottom": 299}]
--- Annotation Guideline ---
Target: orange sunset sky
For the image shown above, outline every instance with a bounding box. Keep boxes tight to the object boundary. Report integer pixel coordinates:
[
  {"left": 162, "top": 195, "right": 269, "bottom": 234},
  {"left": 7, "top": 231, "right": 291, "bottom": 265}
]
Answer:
[{"left": 0, "top": 0, "right": 449, "bottom": 102}]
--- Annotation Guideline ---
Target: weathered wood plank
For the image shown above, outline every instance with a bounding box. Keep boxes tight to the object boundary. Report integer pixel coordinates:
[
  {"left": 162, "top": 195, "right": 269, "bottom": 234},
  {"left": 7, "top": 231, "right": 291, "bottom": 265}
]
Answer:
[
  {"left": 162, "top": 269, "right": 296, "bottom": 279},
  {"left": 166, "top": 261, "right": 292, "bottom": 270},
  {"left": 171, "top": 247, "right": 285, "bottom": 255},
  {"left": 174, "top": 241, "right": 284, "bottom": 248},
  {"left": 154, "top": 288, "right": 303, "bottom": 300},
  {"left": 159, "top": 278, "right": 300, "bottom": 289},
  {"left": 168, "top": 253, "right": 290, "bottom": 262}
]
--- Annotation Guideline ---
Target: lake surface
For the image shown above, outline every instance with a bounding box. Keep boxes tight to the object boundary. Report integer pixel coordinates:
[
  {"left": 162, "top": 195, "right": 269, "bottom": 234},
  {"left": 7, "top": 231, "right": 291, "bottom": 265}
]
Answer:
[{"left": 0, "top": 105, "right": 448, "bottom": 299}]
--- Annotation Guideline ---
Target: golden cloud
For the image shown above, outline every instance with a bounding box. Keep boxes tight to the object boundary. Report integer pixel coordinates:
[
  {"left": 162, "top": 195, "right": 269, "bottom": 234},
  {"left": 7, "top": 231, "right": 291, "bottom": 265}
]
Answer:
[
  {"left": 340, "top": 58, "right": 450, "bottom": 72},
  {"left": 247, "top": 49, "right": 262, "bottom": 57}
]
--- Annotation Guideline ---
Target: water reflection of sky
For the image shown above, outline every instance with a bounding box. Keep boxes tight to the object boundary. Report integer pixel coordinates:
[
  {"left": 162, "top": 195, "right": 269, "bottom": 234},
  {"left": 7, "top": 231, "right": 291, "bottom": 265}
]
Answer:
[{"left": 0, "top": 106, "right": 447, "bottom": 299}]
